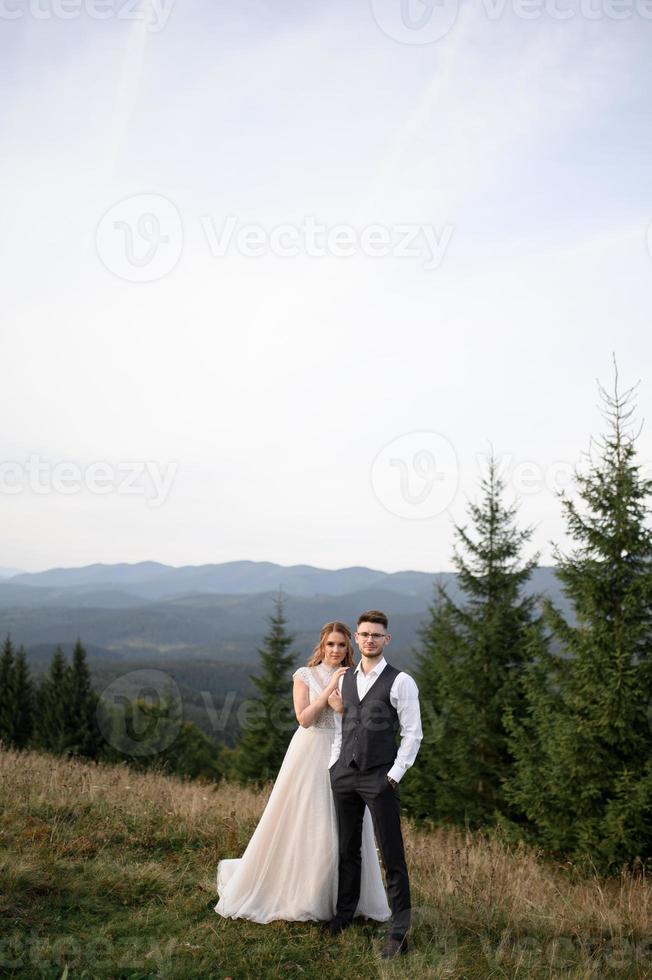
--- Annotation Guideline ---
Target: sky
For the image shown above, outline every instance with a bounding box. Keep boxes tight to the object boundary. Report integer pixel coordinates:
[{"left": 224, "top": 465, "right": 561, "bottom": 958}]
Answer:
[{"left": 2, "top": 0, "right": 652, "bottom": 575}]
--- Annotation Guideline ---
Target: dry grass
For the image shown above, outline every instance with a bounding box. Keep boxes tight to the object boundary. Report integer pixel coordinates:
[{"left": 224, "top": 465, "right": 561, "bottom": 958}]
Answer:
[
  {"left": 1, "top": 747, "right": 650, "bottom": 979},
  {"left": 409, "top": 822, "right": 651, "bottom": 935}
]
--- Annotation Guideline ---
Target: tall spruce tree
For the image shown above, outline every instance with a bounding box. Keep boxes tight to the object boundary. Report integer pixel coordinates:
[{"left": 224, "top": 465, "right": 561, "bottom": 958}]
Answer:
[
  {"left": 0, "top": 637, "right": 35, "bottom": 750},
  {"left": 0, "top": 634, "right": 16, "bottom": 746},
  {"left": 66, "top": 639, "right": 101, "bottom": 758},
  {"left": 405, "top": 454, "right": 542, "bottom": 826},
  {"left": 12, "top": 646, "right": 35, "bottom": 749},
  {"left": 35, "top": 642, "right": 102, "bottom": 757},
  {"left": 235, "top": 594, "right": 296, "bottom": 784},
  {"left": 504, "top": 367, "right": 652, "bottom": 871},
  {"left": 35, "top": 646, "right": 71, "bottom": 754}
]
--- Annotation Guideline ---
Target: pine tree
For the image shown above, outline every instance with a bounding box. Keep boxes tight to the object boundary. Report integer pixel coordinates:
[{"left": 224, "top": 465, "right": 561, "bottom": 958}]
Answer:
[
  {"left": 0, "top": 636, "right": 36, "bottom": 750},
  {"left": 0, "top": 635, "right": 16, "bottom": 746},
  {"left": 235, "top": 594, "right": 296, "bottom": 784},
  {"left": 35, "top": 646, "right": 70, "bottom": 754},
  {"left": 12, "top": 646, "right": 35, "bottom": 749},
  {"left": 504, "top": 365, "right": 652, "bottom": 871},
  {"left": 405, "top": 454, "right": 542, "bottom": 827},
  {"left": 66, "top": 639, "right": 101, "bottom": 758}
]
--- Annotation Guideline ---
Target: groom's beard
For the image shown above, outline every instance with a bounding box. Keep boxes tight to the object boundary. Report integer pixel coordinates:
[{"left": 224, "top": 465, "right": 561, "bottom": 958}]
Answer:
[{"left": 361, "top": 648, "right": 383, "bottom": 659}]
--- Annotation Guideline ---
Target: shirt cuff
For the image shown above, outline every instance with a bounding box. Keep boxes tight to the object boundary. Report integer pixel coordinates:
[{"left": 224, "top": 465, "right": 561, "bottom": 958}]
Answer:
[{"left": 386, "top": 764, "right": 403, "bottom": 784}]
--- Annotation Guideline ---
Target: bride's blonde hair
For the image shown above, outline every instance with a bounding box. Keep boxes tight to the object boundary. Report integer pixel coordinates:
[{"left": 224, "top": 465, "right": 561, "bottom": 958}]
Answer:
[{"left": 307, "top": 621, "right": 355, "bottom": 668}]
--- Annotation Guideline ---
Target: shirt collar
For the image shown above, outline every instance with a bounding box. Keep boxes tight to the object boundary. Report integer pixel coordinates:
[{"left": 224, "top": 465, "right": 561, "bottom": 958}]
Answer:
[{"left": 355, "top": 656, "right": 387, "bottom": 678}]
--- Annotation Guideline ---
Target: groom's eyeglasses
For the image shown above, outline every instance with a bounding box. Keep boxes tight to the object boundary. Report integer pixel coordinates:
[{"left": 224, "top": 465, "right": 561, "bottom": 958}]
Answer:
[{"left": 356, "top": 632, "right": 386, "bottom": 641}]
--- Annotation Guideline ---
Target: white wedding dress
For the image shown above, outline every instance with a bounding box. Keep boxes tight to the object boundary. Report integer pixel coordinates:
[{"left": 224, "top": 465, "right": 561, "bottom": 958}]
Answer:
[{"left": 215, "top": 663, "right": 391, "bottom": 923}]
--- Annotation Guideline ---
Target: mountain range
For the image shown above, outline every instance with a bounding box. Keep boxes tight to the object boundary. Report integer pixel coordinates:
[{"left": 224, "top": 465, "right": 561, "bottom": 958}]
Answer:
[
  {"left": 0, "top": 559, "right": 571, "bottom": 743},
  {"left": 0, "top": 559, "right": 569, "bottom": 663}
]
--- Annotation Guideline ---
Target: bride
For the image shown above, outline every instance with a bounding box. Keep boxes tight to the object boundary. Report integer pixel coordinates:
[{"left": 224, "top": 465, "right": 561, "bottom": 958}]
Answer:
[{"left": 214, "top": 621, "right": 391, "bottom": 923}]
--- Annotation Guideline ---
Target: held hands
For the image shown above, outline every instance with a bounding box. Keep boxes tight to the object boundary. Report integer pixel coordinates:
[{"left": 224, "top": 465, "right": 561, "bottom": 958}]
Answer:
[
  {"left": 325, "top": 666, "right": 348, "bottom": 714},
  {"left": 326, "top": 666, "right": 348, "bottom": 695},
  {"left": 328, "top": 688, "right": 344, "bottom": 714}
]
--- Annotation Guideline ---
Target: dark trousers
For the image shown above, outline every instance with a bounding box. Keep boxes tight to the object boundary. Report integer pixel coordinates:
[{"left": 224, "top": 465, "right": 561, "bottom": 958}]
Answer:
[{"left": 329, "top": 759, "right": 410, "bottom": 938}]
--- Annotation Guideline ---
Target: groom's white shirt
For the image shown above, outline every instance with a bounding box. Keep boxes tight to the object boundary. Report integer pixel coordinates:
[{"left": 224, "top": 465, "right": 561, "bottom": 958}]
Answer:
[{"left": 328, "top": 657, "right": 422, "bottom": 784}]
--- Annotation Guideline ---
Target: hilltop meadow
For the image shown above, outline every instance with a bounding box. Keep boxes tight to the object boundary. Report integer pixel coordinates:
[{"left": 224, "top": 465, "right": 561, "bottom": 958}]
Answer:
[{"left": 1, "top": 747, "right": 650, "bottom": 980}]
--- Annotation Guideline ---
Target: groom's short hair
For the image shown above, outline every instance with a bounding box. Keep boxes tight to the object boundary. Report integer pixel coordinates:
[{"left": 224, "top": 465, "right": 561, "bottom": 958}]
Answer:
[{"left": 357, "top": 610, "right": 388, "bottom": 630}]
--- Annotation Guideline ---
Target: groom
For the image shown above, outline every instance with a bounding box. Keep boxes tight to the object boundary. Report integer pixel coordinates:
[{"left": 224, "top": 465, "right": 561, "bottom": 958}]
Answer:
[{"left": 327, "top": 609, "right": 422, "bottom": 960}]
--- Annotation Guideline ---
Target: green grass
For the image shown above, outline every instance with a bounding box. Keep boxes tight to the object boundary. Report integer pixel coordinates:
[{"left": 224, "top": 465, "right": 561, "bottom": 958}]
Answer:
[{"left": 1, "top": 747, "right": 650, "bottom": 979}]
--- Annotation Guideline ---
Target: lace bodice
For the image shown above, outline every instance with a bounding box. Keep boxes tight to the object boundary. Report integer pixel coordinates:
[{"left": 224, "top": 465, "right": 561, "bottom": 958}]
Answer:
[{"left": 292, "top": 663, "right": 338, "bottom": 731}]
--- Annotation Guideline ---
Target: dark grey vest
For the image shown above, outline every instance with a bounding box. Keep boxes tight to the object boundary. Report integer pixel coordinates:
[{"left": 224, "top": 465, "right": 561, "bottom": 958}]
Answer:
[{"left": 340, "top": 662, "right": 400, "bottom": 771}]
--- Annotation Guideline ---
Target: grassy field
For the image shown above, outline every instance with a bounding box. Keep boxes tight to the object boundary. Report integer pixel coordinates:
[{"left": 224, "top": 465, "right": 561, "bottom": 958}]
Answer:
[{"left": 0, "top": 747, "right": 650, "bottom": 979}]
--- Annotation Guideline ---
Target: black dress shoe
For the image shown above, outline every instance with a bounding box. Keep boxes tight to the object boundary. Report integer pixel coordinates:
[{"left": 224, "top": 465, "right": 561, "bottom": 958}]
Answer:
[
  {"left": 325, "top": 916, "right": 352, "bottom": 936},
  {"left": 379, "top": 935, "right": 409, "bottom": 959}
]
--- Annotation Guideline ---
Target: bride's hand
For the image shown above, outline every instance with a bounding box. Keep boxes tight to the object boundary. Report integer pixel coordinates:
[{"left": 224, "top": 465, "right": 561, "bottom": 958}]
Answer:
[
  {"left": 328, "top": 689, "right": 344, "bottom": 714},
  {"left": 326, "top": 666, "right": 349, "bottom": 695}
]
